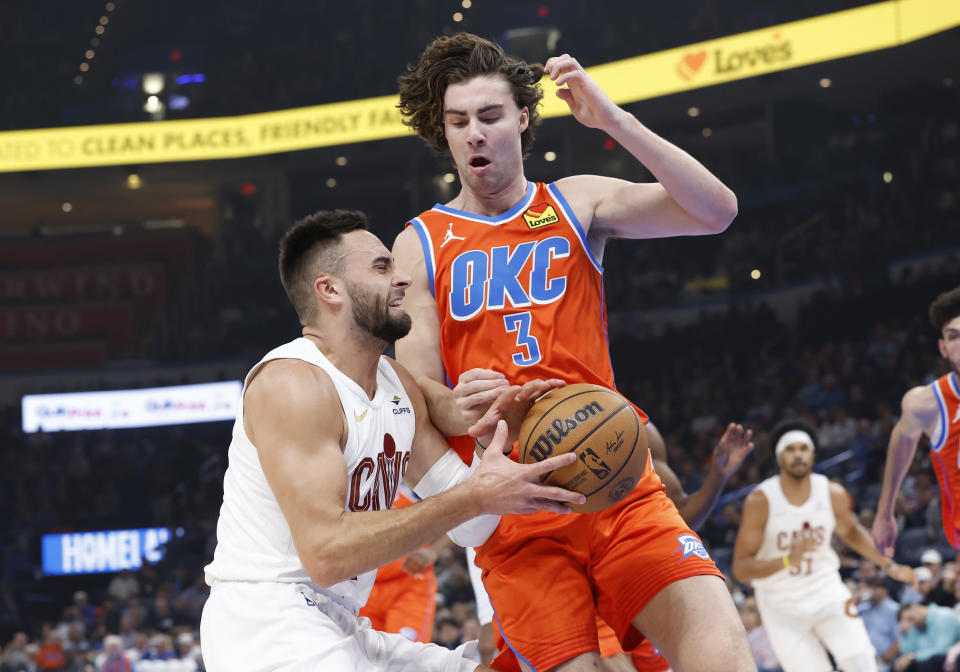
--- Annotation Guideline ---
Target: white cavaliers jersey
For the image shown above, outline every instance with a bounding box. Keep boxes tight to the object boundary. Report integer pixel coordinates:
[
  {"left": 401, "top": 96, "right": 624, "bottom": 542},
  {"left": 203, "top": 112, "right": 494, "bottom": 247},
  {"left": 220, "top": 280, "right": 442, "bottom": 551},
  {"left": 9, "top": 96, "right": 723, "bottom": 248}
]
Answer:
[
  {"left": 750, "top": 473, "right": 843, "bottom": 602},
  {"left": 203, "top": 338, "right": 416, "bottom": 612}
]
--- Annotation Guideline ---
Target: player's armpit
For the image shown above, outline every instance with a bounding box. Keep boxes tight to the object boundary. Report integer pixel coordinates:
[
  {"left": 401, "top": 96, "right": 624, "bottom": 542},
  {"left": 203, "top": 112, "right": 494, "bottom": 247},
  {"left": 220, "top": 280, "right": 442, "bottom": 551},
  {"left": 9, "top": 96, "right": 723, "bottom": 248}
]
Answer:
[{"left": 900, "top": 385, "right": 940, "bottom": 438}]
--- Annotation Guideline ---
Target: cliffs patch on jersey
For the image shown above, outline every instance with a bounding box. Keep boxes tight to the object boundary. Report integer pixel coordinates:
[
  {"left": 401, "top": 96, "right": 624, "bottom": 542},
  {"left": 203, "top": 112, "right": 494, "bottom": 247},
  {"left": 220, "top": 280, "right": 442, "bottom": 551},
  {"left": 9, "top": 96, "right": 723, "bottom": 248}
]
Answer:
[{"left": 523, "top": 203, "right": 559, "bottom": 230}]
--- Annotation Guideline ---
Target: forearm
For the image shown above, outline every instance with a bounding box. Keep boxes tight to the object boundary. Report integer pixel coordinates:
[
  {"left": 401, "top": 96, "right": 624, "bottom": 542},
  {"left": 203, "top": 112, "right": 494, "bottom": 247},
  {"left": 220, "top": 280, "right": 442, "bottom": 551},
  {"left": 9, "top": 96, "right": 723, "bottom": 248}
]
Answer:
[
  {"left": 309, "top": 484, "right": 478, "bottom": 586},
  {"left": 877, "top": 427, "right": 918, "bottom": 516},
  {"left": 418, "top": 376, "right": 470, "bottom": 437},
  {"left": 676, "top": 468, "right": 728, "bottom": 531},
  {"left": 842, "top": 524, "right": 892, "bottom": 567},
  {"left": 605, "top": 112, "right": 736, "bottom": 225},
  {"left": 732, "top": 555, "right": 790, "bottom": 582}
]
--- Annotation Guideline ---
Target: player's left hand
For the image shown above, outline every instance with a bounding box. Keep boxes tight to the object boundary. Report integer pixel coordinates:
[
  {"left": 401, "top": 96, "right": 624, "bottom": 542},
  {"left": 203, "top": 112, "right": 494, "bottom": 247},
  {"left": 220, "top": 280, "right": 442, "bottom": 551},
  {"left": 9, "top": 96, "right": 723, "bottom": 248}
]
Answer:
[
  {"left": 470, "top": 378, "right": 566, "bottom": 451},
  {"left": 544, "top": 54, "right": 623, "bottom": 131},
  {"left": 712, "top": 423, "right": 754, "bottom": 478},
  {"left": 886, "top": 562, "right": 915, "bottom": 584},
  {"left": 401, "top": 547, "right": 438, "bottom": 576}
]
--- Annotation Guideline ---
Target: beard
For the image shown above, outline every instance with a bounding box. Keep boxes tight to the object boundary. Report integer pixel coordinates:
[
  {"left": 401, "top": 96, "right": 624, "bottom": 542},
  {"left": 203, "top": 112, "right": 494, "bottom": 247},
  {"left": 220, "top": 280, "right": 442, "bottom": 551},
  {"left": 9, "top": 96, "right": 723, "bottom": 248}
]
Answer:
[
  {"left": 347, "top": 281, "right": 412, "bottom": 344},
  {"left": 782, "top": 461, "right": 812, "bottom": 480}
]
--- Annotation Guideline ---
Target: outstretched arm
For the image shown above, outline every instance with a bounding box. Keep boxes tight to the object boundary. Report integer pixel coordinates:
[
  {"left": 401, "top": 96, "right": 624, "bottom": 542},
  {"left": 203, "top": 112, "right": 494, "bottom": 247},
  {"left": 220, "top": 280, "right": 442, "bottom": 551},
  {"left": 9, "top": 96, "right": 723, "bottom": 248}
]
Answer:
[
  {"left": 662, "top": 423, "right": 754, "bottom": 530},
  {"left": 831, "top": 483, "right": 914, "bottom": 583},
  {"left": 544, "top": 54, "right": 737, "bottom": 242},
  {"left": 872, "top": 385, "right": 939, "bottom": 556}
]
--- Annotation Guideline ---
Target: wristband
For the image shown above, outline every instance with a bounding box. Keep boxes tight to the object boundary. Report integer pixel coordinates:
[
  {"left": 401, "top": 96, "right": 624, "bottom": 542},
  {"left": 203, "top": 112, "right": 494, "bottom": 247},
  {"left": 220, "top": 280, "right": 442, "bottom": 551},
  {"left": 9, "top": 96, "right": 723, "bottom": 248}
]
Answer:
[{"left": 782, "top": 554, "right": 791, "bottom": 568}]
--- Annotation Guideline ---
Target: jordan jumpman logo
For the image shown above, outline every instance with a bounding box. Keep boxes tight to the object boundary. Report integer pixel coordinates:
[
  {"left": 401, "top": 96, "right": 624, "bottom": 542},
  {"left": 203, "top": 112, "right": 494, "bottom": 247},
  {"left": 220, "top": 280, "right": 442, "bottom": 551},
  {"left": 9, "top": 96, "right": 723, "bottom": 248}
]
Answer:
[{"left": 440, "top": 223, "right": 466, "bottom": 248}]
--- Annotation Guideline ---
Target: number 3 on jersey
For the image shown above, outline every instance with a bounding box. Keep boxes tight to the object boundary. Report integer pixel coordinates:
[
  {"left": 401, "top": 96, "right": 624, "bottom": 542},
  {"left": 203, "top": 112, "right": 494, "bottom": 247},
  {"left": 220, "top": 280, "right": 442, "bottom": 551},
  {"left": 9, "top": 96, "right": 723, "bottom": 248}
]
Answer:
[{"left": 503, "top": 312, "right": 541, "bottom": 366}]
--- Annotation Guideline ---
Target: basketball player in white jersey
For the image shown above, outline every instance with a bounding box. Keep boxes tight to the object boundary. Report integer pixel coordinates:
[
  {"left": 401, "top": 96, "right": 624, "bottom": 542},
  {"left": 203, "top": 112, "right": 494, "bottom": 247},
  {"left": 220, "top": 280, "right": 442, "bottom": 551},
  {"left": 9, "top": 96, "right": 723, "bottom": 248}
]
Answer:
[
  {"left": 199, "top": 209, "right": 584, "bottom": 672},
  {"left": 732, "top": 420, "right": 914, "bottom": 672}
]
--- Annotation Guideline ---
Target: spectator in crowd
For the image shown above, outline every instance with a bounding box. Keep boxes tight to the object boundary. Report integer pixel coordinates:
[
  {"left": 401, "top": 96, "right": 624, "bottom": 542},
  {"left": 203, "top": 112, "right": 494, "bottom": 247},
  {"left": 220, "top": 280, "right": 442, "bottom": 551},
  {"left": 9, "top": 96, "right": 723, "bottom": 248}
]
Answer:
[
  {"left": 1, "top": 632, "right": 33, "bottom": 672},
  {"left": 920, "top": 550, "right": 944, "bottom": 583},
  {"left": 72, "top": 593, "right": 95, "bottom": 632},
  {"left": 901, "top": 567, "right": 935, "bottom": 606},
  {"left": 857, "top": 575, "right": 901, "bottom": 671},
  {"left": 98, "top": 635, "right": 131, "bottom": 672},
  {"left": 893, "top": 602, "right": 960, "bottom": 671},
  {"left": 432, "top": 616, "right": 462, "bottom": 651},
  {"left": 124, "top": 633, "right": 148, "bottom": 664},
  {"left": 34, "top": 632, "right": 65, "bottom": 671},
  {"left": 107, "top": 572, "right": 139, "bottom": 603}
]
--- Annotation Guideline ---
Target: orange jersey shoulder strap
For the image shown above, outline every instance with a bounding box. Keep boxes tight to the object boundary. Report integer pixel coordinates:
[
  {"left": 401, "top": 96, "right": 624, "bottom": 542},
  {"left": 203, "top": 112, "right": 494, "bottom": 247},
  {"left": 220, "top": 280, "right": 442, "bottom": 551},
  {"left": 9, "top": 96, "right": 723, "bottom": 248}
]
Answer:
[{"left": 931, "top": 372, "right": 960, "bottom": 452}]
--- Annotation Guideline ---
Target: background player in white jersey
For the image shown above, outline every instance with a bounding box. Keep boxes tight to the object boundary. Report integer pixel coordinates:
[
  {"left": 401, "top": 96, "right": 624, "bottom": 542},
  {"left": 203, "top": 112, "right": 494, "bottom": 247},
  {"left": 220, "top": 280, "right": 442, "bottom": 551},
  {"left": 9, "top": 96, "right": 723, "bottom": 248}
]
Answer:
[
  {"left": 733, "top": 420, "right": 914, "bottom": 672},
  {"left": 199, "top": 209, "right": 584, "bottom": 672}
]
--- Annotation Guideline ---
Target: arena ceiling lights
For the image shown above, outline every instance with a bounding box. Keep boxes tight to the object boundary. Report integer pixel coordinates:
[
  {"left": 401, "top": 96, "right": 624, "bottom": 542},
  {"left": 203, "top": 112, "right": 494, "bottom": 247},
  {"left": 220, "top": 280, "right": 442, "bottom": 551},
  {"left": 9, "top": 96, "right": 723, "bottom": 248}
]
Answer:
[{"left": 0, "top": 0, "right": 957, "bottom": 173}]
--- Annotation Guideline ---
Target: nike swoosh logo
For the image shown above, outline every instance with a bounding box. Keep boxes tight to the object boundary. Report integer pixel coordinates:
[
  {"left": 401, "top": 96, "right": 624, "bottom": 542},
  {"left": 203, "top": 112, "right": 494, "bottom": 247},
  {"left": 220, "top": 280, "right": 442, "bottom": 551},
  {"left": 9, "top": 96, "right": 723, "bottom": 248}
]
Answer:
[{"left": 354, "top": 409, "right": 368, "bottom": 422}]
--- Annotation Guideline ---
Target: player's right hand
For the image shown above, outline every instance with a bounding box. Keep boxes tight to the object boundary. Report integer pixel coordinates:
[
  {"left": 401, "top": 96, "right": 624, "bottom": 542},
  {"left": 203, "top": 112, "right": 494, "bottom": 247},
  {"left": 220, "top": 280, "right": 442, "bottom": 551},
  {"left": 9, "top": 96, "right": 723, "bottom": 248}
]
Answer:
[
  {"left": 453, "top": 369, "right": 508, "bottom": 425},
  {"left": 471, "top": 420, "right": 585, "bottom": 515},
  {"left": 871, "top": 512, "right": 899, "bottom": 558},
  {"left": 470, "top": 378, "right": 566, "bottom": 450},
  {"left": 787, "top": 535, "right": 819, "bottom": 568}
]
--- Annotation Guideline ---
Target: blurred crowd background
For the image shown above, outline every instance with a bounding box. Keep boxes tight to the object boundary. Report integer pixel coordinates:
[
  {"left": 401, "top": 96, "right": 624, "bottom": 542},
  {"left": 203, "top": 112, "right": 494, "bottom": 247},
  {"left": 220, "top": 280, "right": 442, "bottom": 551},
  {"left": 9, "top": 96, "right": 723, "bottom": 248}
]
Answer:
[{"left": 1, "top": 0, "right": 959, "bottom": 670}]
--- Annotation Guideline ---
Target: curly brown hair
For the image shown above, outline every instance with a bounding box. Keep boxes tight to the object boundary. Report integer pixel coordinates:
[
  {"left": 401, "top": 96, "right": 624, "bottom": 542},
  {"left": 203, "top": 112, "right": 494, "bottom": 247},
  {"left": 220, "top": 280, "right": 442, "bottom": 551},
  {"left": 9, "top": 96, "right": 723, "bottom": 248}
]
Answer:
[
  {"left": 398, "top": 32, "right": 544, "bottom": 157},
  {"left": 929, "top": 286, "right": 960, "bottom": 334}
]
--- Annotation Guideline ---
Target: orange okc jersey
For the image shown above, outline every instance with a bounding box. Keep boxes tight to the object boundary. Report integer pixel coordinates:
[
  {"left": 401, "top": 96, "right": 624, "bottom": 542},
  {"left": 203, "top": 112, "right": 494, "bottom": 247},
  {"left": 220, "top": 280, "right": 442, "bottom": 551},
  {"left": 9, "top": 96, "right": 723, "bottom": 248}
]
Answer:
[
  {"left": 930, "top": 372, "right": 960, "bottom": 548},
  {"left": 409, "top": 181, "right": 621, "bottom": 393},
  {"left": 408, "top": 181, "right": 649, "bottom": 462}
]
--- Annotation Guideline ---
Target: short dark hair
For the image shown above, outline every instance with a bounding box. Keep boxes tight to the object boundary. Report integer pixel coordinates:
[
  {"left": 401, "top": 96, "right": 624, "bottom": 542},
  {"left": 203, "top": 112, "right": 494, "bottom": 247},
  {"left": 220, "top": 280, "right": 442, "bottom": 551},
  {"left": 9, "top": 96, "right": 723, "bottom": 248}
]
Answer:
[
  {"left": 771, "top": 418, "right": 820, "bottom": 454},
  {"left": 278, "top": 210, "right": 368, "bottom": 324},
  {"left": 398, "top": 32, "right": 544, "bottom": 157},
  {"left": 929, "top": 286, "right": 960, "bottom": 335}
]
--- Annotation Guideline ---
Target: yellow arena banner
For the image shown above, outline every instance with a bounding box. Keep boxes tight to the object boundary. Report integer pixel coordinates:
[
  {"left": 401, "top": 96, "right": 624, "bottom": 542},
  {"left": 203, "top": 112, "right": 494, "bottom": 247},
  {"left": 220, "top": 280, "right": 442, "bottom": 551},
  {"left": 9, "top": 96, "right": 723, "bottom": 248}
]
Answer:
[{"left": 0, "top": 0, "right": 957, "bottom": 173}]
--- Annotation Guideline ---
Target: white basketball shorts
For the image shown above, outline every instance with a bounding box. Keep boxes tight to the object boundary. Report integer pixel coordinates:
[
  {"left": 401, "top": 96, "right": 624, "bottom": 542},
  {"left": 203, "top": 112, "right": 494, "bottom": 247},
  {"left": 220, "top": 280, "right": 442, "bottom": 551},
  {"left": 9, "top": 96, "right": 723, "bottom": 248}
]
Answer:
[
  {"left": 200, "top": 581, "right": 479, "bottom": 672},
  {"left": 755, "top": 584, "right": 876, "bottom": 672}
]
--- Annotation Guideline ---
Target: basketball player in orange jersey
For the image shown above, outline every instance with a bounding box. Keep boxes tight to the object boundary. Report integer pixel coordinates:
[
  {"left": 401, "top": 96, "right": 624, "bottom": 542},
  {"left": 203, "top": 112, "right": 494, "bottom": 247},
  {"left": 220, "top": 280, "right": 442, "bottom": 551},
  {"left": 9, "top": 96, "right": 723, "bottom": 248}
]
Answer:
[
  {"left": 392, "top": 32, "right": 754, "bottom": 672},
  {"left": 359, "top": 485, "right": 452, "bottom": 643},
  {"left": 873, "top": 286, "right": 960, "bottom": 555}
]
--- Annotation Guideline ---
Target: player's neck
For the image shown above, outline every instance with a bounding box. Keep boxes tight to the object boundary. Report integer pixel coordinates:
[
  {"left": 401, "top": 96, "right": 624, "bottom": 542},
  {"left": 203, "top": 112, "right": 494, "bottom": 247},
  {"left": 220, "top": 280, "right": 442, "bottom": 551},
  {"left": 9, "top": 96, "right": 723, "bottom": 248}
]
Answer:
[
  {"left": 778, "top": 472, "right": 812, "bottom": 505},
  {"left": 302, "top": 329, "right": 383, "bottom": 400},
  {"left": 450, "top": 175, "right": 528, "bottom": 217}
]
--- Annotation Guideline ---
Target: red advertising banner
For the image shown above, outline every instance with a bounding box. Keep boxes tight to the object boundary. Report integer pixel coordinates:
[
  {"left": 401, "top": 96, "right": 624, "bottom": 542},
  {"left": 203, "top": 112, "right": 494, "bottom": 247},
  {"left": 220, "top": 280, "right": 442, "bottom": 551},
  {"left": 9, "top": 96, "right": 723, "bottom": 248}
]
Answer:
[
  {"left": 0, "top": 302, "right": 136, "bottom": 349},
  {"left": 0, "top": 340, "right": 107, "bottom": 371},
  {"left": 0, "top": 264, "right": 167, "bottom": 307},
  {"left": 0, "top": 231, "right": 195, "bottom": 274}
]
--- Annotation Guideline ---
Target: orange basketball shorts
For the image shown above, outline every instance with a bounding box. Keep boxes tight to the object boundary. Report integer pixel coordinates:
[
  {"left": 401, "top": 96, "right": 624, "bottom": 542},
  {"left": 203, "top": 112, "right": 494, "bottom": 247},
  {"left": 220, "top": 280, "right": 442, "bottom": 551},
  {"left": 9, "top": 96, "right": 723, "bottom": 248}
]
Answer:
[
  {"left": 477, "top": 486, "right": 722, "bottom": 672},
  {"left": 358, "top": 561, "right": 437, "bottom": 643}
]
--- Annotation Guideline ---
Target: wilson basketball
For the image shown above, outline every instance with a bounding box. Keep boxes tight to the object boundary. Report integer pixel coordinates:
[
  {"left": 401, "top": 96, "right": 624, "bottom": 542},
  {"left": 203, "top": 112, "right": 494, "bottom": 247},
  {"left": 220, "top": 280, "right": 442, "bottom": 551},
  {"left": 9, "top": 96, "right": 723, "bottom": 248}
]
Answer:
[{"left": 517, "top": 383, "right": 647, "bottom": 513}]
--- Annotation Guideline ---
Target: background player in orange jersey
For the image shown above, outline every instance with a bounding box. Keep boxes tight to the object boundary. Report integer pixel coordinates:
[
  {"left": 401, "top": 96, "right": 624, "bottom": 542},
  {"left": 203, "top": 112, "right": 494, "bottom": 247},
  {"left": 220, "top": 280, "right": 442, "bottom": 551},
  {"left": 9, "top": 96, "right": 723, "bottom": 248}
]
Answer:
[
  {"left": 359, "top": 485, "right": 453, "bottom": 643},
  {"left": 392, "top": 32, "right": 754, "bottom": 672},
  {"left": 873, "top": 286, "right": 960, "bottom": 555}
]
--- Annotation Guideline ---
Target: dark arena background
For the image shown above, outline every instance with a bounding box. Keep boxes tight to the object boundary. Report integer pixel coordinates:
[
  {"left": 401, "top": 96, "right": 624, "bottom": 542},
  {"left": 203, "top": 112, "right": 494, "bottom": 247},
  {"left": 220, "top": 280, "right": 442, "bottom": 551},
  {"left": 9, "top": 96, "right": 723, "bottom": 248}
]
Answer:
[{"left": 1, "top": 1, "right": 959, "bottom": 670}]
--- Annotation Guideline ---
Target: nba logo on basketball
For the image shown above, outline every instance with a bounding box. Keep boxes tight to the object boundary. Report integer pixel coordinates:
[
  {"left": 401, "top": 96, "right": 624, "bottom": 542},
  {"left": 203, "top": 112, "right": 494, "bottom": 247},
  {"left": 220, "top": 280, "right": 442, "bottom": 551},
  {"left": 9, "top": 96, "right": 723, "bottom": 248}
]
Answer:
[
  {"left": 523, "top": 203, "right": 560, "bottom": 229},
  {"left": 673, "top": 534, "right": 710, "bottom": 561}
]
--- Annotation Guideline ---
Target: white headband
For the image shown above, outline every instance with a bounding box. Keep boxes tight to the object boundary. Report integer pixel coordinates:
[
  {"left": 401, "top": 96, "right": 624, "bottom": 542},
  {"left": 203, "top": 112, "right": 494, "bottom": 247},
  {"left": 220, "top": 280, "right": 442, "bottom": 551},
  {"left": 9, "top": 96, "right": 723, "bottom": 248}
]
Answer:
[{"left": 775, "top": 430, "right": 815, "bottom": 459}]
